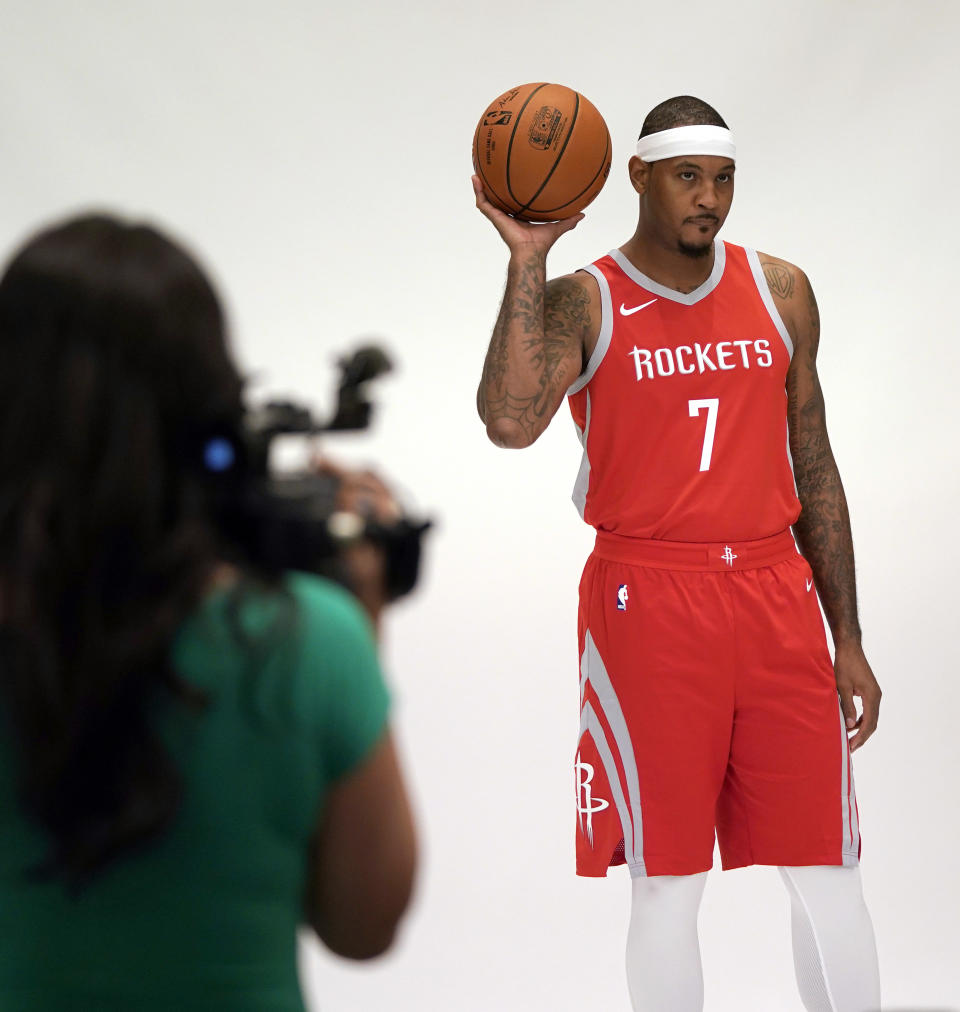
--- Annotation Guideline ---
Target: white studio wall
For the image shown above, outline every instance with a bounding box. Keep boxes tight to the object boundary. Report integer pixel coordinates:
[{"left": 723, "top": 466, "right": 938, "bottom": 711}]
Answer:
[{"left": 1, "top": 1, "right": 957, "bottom": 1009}]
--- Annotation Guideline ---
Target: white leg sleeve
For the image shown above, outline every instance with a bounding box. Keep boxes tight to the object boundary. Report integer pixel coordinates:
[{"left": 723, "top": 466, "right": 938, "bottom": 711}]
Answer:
[
  {"left": 626, "top": 872, "right": 708, "bottom": 1012},
  {"left": 779, "top": 865, "right": 881, "bottom": 1012}
]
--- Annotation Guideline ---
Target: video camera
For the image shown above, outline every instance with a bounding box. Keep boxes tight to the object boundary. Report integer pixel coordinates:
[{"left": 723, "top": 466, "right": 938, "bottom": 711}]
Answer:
[{"left": 195, "top": 345, "right": 431, "bottom": 601}]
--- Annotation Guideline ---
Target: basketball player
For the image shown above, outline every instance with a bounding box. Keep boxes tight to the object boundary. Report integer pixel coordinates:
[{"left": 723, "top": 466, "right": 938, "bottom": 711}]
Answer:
[{"left": 473, "top": 96, "right": 882, "bottom": 1012}]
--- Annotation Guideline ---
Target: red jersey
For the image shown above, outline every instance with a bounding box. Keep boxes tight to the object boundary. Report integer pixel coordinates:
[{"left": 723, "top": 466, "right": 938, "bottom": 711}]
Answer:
[{"left": 566, "top": 240, "right": 801, "bottom": 542}]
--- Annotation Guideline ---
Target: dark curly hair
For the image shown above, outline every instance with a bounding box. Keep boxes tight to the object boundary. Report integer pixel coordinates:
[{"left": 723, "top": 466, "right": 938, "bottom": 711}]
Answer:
[
  {"left": 0, "top": 214, "right": 285, "bottom": 891},
  {"left": 639, "top": 95, "right": 728, "bottom": 138}
]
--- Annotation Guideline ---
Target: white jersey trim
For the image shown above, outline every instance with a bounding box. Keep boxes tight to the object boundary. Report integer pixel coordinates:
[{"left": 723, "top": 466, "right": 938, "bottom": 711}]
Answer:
[
  {"left": 786, "top": 420, "right": 799, "bottom": 497},
  {"left": 608, "top": 239, "right": 726, "bottom": 306},
  {"left": 567, "top": 265, "right": 612, "bottom": 396},
  {"left": 571, "top": 391, "right": 591, "bottom": 520},
  {"left": 745, "top": 247, "right": 794, "bottom": 360}
]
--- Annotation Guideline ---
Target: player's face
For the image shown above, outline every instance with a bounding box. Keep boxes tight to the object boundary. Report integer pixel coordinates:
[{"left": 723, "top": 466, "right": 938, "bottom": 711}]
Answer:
[{"left": 638, "top": 155, "right": 735, "bottom": 257}]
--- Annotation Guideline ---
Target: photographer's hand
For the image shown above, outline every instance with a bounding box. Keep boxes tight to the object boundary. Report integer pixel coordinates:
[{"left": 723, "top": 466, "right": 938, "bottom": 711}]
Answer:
[{"left": 312, "top": 458, "right": 399, "bottom": 633}]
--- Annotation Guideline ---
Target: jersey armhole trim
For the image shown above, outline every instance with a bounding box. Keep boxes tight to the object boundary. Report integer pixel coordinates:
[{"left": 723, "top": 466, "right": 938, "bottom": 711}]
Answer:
[
  {"left": 745, "top": 247, "right": 794, "bottom": 360},
  {"left": 567, "top": 264, "right": 612, "bottom": 396}
]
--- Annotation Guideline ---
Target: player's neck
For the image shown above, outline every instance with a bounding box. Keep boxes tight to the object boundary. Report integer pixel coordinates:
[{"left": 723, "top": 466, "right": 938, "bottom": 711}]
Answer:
[{"left": 619, "top": 229, "right": 717, "bottom": 295}]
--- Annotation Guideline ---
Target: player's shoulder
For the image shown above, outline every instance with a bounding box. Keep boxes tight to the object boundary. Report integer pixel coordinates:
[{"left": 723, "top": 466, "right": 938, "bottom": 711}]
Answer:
[
  {"left": 547, "top": 269, "right": 597, "bottom": 294},
  {"left": 755, "top": 250, "right": 810, "bottom": 296},
  {"left": 756, "top": 251, "right": 811, "bottom": 318},
  {"left": 540, "top": 271, "right": 602, "bottom": 362},
  {"left": 755, "top": 252, "right": 818, "bottom": 348},
  {"left": 548, "top": 269, "right": 602, "bottom": 310},
  {"left": 544, "top": 271, "right": 601, "bottom": 328}
]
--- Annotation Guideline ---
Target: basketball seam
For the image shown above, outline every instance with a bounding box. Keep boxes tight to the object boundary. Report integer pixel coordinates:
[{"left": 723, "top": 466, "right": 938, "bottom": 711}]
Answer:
[
  {"left": 535, "top": 125, "right": 610, "bottom": 215},
  {"left": 516, "top": 91, "right": 580, "bottom": 219},
  {"left": 505, "top": 83, "right": 549, "bottom": 208},
  {"left": 474, "top": 125, "right": 514, "bottom": 215}
]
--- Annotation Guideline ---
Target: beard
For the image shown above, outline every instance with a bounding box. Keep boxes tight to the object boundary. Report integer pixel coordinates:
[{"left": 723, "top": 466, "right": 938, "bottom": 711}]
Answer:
[{"left": 677, "top": 237, "right": 714, "bottom": 259}]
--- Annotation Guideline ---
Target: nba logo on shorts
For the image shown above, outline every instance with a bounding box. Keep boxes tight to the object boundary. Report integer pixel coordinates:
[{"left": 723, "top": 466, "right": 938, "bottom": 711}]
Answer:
[{"left": 617, "top": 584, "right": 629, "bottom": 611}]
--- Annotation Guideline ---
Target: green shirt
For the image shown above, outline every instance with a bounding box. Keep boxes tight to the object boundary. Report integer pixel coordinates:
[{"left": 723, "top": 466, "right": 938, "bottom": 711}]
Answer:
[{"left": 0, "top": 572, "right": 390, "bottom": 1010}]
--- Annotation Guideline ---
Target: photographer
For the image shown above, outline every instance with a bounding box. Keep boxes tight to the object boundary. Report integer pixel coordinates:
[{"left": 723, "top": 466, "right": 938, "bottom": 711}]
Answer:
[{"left": 0, "top": 215, "right": 417, "bottom": 1009}]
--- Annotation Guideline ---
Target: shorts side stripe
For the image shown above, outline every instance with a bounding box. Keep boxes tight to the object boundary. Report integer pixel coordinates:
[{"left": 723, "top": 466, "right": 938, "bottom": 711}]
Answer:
[
  {"left": 580, "top": 630, "right": 645, "bottom": 872},
  {"left": 837, "top": 699, "right": 860, "bottom": 865},
  {"left": 848, "top": 743, "right": 860, "bottom": 862},
  {"left": 837, "top": 700, "right": 850, "bottom": 850}
]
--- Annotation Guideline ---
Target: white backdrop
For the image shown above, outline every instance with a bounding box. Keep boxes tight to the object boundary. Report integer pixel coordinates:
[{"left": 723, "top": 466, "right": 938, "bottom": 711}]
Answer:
[{"left": 1, "top": 1, "right": 957, "bottom": 1009}]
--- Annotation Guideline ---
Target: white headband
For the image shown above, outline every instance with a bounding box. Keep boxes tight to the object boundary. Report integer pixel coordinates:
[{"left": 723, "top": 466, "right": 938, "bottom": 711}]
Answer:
[{"left": 635, "top": 124, "right": 736, "bottom": 163}]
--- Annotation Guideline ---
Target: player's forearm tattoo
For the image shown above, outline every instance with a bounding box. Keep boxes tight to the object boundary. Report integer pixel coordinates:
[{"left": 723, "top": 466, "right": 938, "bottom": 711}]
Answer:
[
  {"left": 479, "top": 258, "right": 586, "bottom": 445},
  {"left": 788, "top": 274, "right": 861, "bottom": 645},
  {"left": 479, "top": 252, "right": 542, "bottom": 423}
]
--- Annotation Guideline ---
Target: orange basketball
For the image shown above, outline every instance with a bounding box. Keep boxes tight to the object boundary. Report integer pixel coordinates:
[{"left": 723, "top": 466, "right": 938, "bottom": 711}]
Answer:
[{"left": 472, "top": 82, "right": 612, "bottom": 222}]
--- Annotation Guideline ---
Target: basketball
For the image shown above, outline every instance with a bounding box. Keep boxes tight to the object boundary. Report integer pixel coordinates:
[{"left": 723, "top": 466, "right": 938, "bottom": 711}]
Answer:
[{"left": 472, "top": 83, "right": 612, "bottom": 222}]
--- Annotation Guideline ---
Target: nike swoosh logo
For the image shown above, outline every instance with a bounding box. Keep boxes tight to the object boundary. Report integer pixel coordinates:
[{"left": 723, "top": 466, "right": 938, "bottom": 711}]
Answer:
[
  {"left": 620, "top": 298, "right": 658, "bottom": 316},
  {"left": 806, "top": 579, "right": 814, "bottom": 592}
]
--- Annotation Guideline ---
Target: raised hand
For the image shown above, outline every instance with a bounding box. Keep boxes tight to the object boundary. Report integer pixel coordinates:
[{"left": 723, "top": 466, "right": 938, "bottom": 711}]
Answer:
[{"left": 472, "top": 175, "right": 583, "bottom": 256}]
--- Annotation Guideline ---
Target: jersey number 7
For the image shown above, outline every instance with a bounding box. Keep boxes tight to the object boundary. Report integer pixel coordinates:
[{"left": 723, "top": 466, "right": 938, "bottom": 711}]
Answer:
[{"left": 688, "top": 398, "right": 719, "bottom": 472}]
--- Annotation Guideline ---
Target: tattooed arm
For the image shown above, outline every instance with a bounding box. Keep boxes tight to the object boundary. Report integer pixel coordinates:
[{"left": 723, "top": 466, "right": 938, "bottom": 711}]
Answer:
[
  {"left": 761, "top": 253, "right": 881, "bottom": 751},
  {"left": 473, "top": 176, "right": 599, "bottom": 448},
  {"left": 478, "top": 267, "right": 596, "bottom": 447}
]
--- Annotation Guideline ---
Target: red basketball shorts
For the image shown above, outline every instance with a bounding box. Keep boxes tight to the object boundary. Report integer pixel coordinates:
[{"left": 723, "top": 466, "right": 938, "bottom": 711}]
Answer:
[{"left": 575, "top": 528, "right": 860, "bottom": 878}]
